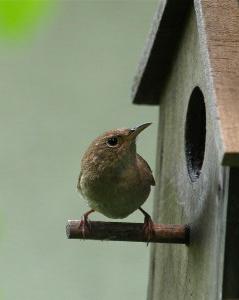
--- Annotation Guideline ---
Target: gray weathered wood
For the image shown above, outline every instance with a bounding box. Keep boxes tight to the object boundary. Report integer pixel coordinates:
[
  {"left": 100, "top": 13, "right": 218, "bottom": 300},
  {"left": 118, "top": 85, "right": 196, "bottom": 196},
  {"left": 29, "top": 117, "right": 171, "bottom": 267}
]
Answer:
[
  {"left": 132, "top": 0, "right": 191, "bottom": 105},
  {"left": 133, "top": 0, "right": 239, "bottom": 167},
  {"left": 147, "top": 6, "right": 230, "bottom": 300}
]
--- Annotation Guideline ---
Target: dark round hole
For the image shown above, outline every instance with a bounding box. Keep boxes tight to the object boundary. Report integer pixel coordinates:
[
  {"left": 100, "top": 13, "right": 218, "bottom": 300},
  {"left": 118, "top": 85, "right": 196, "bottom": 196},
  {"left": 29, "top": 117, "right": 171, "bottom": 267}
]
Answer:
[{"left": 185, "top": 87, "right": 206, "bottom": 182}]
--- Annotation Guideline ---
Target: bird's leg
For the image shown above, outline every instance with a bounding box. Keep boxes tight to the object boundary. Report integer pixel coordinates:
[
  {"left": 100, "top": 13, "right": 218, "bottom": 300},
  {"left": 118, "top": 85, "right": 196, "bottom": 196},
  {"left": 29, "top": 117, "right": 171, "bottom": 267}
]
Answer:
[
  {"left": 139, "top": 207, "right": 155, "bottom": 243},
  {"left": 79, "top": 209, "right": 95, "bottom": 237}
]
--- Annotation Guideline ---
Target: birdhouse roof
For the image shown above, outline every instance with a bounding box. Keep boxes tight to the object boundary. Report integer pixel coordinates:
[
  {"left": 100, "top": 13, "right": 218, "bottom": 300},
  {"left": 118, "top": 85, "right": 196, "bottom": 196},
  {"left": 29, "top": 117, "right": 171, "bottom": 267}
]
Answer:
[{"left": 132, "top": 0, "right": 239, "bottom": 167}]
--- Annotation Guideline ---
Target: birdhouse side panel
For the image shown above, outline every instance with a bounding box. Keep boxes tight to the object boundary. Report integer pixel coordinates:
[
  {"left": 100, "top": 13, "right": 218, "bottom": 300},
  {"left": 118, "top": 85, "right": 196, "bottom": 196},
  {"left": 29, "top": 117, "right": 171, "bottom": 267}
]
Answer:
[{"left": 195, "top": 0, "right": 239, "bottom": 165}]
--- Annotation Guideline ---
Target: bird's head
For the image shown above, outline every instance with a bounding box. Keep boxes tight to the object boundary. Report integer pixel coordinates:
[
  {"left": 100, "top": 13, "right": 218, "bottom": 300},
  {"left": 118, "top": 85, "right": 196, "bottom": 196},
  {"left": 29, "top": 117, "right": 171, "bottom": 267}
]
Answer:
[{"left": 82, "top": 123, "right": 152, "bottom": 170}]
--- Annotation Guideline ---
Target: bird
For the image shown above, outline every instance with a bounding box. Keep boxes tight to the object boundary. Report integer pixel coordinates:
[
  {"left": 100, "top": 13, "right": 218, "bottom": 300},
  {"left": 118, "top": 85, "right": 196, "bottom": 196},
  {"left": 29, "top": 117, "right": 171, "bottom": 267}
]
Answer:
[{"left": 77, "top": 123, "right": 155, "bottom": 239}]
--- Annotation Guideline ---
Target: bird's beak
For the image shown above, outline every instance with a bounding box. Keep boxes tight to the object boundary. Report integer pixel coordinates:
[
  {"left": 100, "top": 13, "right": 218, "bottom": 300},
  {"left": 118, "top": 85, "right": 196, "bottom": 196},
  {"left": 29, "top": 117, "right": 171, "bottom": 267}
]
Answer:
[{"left": 128, "top": 123, "right": 152, "bottom": 140}]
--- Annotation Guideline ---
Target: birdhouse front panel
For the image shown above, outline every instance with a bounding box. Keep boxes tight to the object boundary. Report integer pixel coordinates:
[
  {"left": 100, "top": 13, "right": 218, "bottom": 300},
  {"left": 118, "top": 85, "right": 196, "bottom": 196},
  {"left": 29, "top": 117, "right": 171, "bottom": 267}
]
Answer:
[
  {"left": 132, "top": 0, "right": 239, "bottom": 298},
  {"left": 146, "top": 6, "right": 229, "bottom": 300}
]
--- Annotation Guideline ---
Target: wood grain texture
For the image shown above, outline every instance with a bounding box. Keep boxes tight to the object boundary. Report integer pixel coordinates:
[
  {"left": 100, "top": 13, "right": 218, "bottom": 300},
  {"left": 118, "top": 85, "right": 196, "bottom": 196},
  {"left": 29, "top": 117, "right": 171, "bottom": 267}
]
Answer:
[
  {"left": 132, "top": 0, "right": 191, "bottom": 104},
  {"left": 195, "top": 0, "right": 239, "bottom": 166},
  {"left": 147, "top": 6, "right": 230, "bottom": 300},
  {"left": 66, "top": 220, "right": 189, "bottom": 244},
  {"left": 132, "top": 0, "right": 239, "bottom": 166}
]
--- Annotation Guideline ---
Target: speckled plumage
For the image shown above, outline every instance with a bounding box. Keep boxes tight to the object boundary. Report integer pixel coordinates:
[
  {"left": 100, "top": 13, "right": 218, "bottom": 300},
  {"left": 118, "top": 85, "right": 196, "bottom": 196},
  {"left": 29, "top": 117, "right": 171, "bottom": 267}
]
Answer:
[{"left": 78, "top": 124, "right": 155, "bottom": 219}]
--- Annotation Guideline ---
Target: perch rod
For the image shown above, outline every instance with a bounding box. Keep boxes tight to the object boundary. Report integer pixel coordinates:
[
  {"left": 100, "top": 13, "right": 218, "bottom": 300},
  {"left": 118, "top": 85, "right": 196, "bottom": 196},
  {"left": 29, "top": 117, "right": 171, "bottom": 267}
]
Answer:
[{"left": 66, "top": 220, "right": 190, "bottom": 244}]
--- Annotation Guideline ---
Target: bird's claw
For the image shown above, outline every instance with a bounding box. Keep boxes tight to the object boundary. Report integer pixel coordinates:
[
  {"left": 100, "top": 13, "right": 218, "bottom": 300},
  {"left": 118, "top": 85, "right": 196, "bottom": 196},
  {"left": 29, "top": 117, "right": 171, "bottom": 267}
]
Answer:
[
  {"left": 143, "top": 215, "right": 155, "bottom": 244},
  {"left": 79, "top": 216, "right": 91, "bottom": 238},
  {"left": 78, "top": 209, "right": 95, "bottom": 238},
  {"left": 139, "top": 207, "right": 155, "bottom": 244}
]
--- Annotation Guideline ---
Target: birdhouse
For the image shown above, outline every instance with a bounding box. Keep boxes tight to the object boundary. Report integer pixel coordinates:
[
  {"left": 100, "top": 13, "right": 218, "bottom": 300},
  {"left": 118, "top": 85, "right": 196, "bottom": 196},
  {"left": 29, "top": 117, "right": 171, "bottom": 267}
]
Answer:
[{"left": 132, "top": 1, "right": 239, "bottom": 299}]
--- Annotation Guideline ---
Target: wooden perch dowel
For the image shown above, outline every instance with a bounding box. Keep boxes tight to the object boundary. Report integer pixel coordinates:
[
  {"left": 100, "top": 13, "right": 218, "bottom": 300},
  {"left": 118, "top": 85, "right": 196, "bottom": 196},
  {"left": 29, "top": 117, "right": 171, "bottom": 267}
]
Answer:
[{"left": 66, "top": 220, "right": 190, "bottom": 244}]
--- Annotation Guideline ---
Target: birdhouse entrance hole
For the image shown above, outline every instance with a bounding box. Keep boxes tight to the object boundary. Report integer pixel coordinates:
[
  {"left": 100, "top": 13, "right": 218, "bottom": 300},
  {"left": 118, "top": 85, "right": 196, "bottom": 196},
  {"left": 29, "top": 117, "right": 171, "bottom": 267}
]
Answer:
[{"left": 185, "top": 87, "right": 206, "bottom": 182}]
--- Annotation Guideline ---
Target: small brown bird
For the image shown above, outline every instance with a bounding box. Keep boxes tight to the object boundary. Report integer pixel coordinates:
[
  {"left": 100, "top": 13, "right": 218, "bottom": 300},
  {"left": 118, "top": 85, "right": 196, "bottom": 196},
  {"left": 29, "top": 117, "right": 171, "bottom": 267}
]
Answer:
[{"left": 77, "top": 123, "right": 155, "bottom": 239}]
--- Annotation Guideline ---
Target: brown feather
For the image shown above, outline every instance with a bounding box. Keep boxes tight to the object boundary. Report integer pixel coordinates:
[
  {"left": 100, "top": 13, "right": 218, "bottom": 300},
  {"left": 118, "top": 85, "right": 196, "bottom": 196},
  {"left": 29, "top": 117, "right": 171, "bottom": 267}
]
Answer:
[
  {"left": 77, "top": 171, "right": 82, "bottom": 193},
  {"left": 137, "top": 154, "right": 155, "bottom": 186}
]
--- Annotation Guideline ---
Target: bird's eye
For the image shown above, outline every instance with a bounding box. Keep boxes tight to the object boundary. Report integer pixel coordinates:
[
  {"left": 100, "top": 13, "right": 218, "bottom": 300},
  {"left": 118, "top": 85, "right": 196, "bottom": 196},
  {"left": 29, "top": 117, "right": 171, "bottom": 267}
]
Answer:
[{"left": 106, "top": 137, "right": 118, "bottom": 147}]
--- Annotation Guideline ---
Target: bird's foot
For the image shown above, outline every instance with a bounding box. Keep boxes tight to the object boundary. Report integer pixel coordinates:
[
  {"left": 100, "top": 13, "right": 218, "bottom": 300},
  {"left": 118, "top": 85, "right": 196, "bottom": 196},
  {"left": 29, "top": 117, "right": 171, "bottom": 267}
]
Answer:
[
  {"left": 143, "top": 215, "right": 155, "bottom": 244},
  {"left": 79, "top": 209, "right": 95, "bottom": 238},
  {"left": 139, "top": 207, "right": 155, "bottom": 244},
  {"left": 79, "top": 217, "right": 91, "bottom": 238}
]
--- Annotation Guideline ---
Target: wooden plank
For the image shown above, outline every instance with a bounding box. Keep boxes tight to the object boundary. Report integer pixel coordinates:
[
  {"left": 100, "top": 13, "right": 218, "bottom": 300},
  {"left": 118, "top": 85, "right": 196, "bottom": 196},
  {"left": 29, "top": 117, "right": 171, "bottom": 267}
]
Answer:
[
  {"left": 195, "top": 0, "right": 239, "bottom": 166},
  {"left": 147, "top": 6, "right": 230, "bottom": 300},
  {"left": 133, "top": 0, "right": 239, "bottom": 166},
  {"left": 132, "top": 0, "right": 191, "bottom": 105}
]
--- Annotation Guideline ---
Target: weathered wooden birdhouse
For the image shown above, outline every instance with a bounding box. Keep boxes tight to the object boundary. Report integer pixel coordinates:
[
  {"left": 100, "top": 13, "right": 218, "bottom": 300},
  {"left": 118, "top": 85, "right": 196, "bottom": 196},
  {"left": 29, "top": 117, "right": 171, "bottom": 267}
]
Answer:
[{"left": 132, "top": 1, "right": 239, "bottom": 299}]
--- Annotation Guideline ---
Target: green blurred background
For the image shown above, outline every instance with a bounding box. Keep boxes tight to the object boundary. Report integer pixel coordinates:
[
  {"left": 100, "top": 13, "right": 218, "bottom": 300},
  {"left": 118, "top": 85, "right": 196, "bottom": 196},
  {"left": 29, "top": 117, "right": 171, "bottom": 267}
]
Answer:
[{"left": 0, "top": 1, "right": 158, "bottom": 299}]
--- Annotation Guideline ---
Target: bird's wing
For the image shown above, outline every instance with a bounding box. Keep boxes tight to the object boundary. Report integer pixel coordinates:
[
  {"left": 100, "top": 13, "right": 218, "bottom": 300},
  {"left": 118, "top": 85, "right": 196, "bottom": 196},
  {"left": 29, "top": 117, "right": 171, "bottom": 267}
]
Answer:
[
  {"left": 137, "top": 154, "right": 155, "bottom": 186},
  {"left": 77, "top": 171, "right": 83, "bottom": 194}
]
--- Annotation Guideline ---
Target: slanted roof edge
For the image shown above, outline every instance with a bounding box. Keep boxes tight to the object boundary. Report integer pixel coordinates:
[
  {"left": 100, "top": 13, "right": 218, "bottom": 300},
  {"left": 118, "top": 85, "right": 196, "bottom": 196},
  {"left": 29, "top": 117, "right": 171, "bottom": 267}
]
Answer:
[{"left": 132, "top": 0, "right": 192, "bottom": 105}]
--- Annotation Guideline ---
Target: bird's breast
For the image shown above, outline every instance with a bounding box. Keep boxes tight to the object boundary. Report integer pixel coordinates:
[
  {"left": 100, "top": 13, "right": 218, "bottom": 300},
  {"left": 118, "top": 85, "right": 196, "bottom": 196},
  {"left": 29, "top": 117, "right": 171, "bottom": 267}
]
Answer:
[{"left": 80, "top": 164, "right": 151, "bottom": 219}]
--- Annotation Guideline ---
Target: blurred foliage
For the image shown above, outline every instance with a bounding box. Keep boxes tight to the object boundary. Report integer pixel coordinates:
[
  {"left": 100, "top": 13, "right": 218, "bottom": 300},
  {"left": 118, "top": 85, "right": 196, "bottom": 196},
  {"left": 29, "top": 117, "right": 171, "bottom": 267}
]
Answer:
[{"left": 0, "top": 1, "right": 55, "bottom": 42}]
